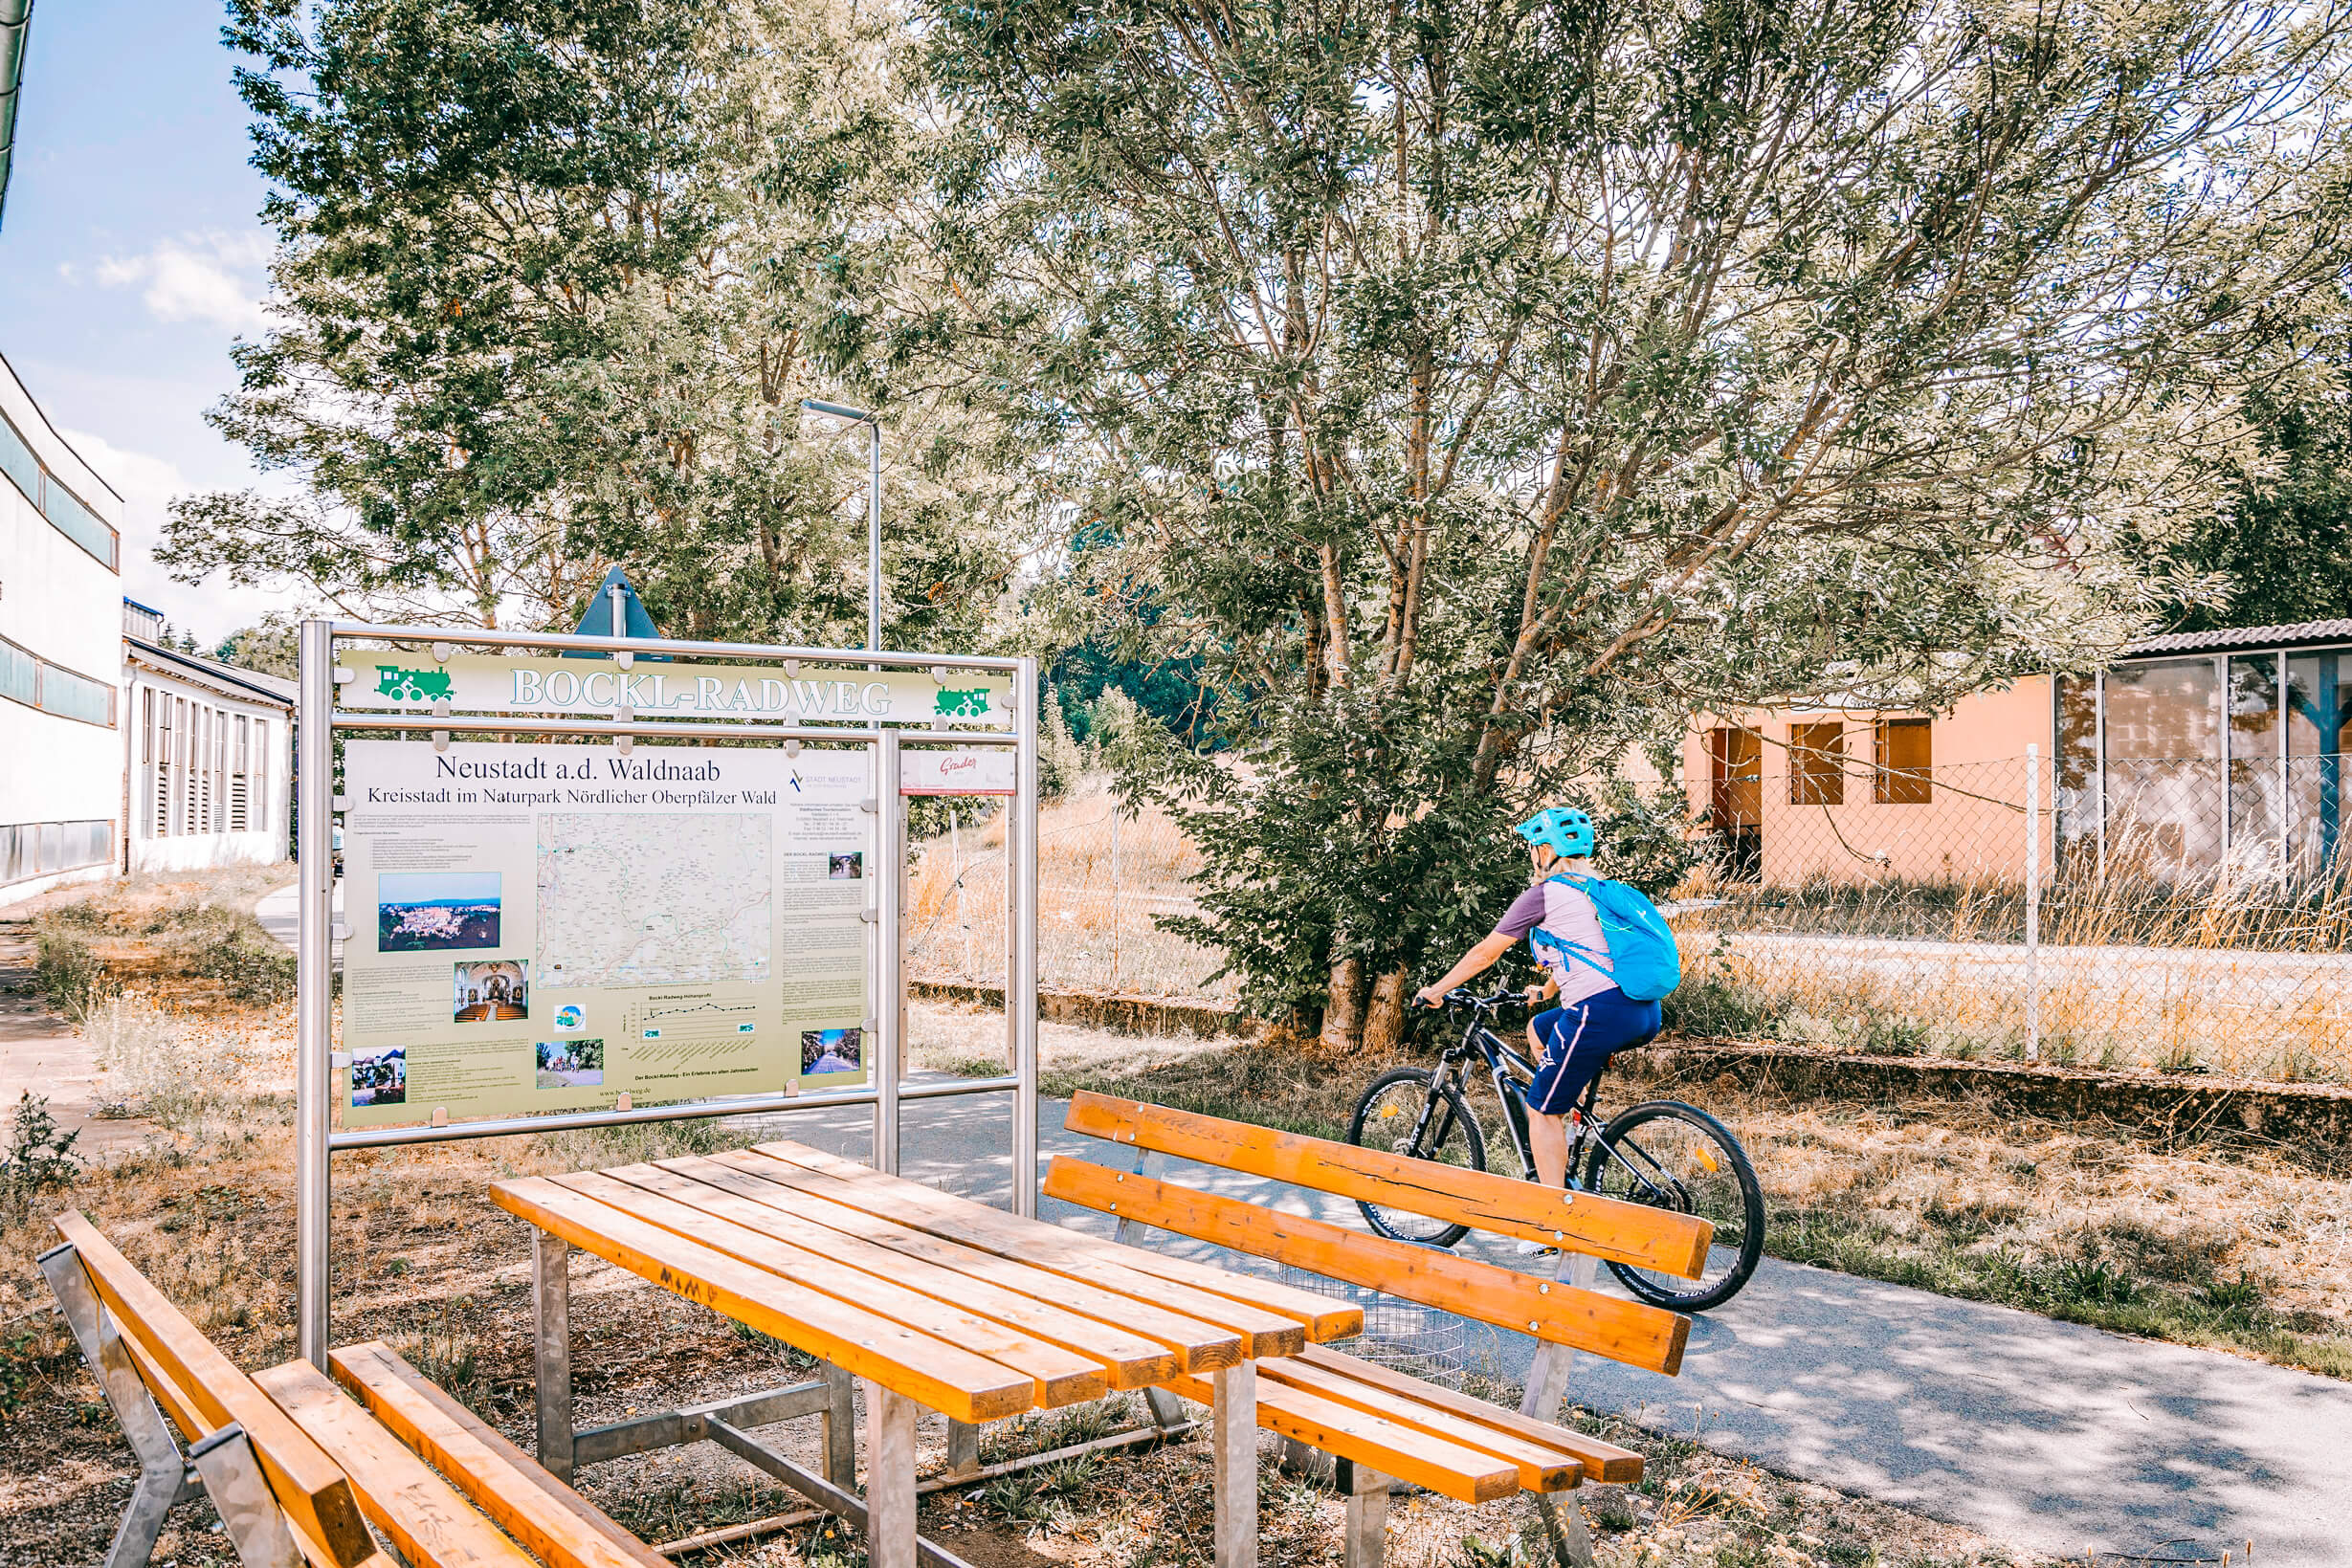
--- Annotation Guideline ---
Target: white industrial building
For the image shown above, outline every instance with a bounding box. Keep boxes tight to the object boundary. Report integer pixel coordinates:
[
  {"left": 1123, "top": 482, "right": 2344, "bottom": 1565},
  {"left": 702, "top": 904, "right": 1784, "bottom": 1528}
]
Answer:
[
  {"left": 120, "top": 600, "right": 294, "bottom": 873},
  {"left": 1, "top": 352, "right": 124, "bottom": 906}
]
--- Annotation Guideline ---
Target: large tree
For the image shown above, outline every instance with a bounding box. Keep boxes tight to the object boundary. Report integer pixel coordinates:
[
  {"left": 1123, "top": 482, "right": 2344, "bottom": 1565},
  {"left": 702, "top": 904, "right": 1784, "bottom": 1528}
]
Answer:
[
  {"left": 167, "top": 0, "right": 1031, "bottom": 645},
  {"left": 867, "top": 0, "right": 2352, "bottom": 1043}
]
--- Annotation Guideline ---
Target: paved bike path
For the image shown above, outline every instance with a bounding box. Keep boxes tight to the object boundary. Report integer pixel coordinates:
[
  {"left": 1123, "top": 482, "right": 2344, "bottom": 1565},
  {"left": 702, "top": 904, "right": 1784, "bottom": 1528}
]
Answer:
[{"left": 741, "top": 1084, "right": 2351, "bottom": 1568}]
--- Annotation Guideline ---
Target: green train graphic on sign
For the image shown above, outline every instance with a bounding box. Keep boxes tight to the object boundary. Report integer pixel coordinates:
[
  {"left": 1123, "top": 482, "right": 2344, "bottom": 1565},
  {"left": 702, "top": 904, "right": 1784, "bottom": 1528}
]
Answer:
[
  {"left": 934, "top": 687, "right": 992, "bottom": 718},
  {"left": 374, "top": 666, "right": 455, "bottom": 702}
]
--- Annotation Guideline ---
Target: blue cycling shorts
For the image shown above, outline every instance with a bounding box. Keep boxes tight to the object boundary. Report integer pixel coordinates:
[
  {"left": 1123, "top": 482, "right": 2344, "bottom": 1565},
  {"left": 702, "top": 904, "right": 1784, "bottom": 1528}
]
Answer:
[{"left": 1527, "top": 987, "right": 1660, "bottom": 1115}]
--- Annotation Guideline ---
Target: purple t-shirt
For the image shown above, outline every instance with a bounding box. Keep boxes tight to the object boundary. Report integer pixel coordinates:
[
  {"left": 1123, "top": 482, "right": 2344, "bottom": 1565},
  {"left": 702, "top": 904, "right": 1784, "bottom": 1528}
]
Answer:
[{"left": 1495, "top": 876, "right": 1616, "bottom": 1005}]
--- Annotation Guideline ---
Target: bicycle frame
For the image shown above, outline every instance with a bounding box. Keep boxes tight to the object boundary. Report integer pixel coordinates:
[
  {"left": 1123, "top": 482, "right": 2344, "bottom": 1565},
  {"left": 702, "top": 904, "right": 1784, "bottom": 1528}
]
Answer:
[{"left": 1413, "top": 995, "right": 1699, "bottom": 1214}]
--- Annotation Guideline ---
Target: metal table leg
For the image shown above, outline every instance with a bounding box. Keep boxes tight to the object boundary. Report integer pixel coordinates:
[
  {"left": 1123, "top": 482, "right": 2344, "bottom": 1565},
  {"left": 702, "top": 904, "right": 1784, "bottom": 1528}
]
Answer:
[
  {"left": 1337, "top": 1458, "right": 1389, "bottom": 1568},
  {"left": 822, "top": 1359, "right": 858, "bottom": 1487},
  {"left": 863, "top": 1380, "right": 919, "bottom": 1568},
  {"left": 40, "top": 1244, "right": 195, "bottom": 1568},
  {"left": 1210, "top": 1360, "right": 1258, "bottom": 1568},
  {"left": 189, "top": 1426, "right": 303, "bottom": 1568},
  {"left": 533, "top": 1230, "right": 574, "bottom": 1480}
]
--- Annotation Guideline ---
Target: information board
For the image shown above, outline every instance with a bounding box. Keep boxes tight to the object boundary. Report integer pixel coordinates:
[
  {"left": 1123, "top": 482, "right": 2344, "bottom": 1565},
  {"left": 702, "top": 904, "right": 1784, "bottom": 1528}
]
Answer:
[{"left": 338, "top": 740, "right": 872, "bottom": 1127}]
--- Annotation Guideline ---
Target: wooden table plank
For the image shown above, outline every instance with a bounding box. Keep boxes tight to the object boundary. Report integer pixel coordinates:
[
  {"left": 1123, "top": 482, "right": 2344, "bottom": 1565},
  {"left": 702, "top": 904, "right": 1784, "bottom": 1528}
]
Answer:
[
  {"left": 1254, "top": 1358, "right": 1580, "bottom": 1491},
  {"left": 1297, "top": 1346, "right": 1644, "bottom": 1483},
  {"left": 326, "top": 1342, "right": 663, "bottom": 1568},
  {"left": 55, "top": 1212, "right": 377, "bottom": 1568},
  {"left": 605, "top": 1161, "right": 1180, "bottom": 1389},
  {"left": 1045, "top": 1155, "right": 1689, "bottom": 1375},
  {"left": 717, "top": 1149, "right": 1318, "bottom": 1356},
  {"left": 681, "top": 1152, "right": 1245, "bottom": 1374},
  {"left": 255, "top": 1360, "right": 539, "bottom": 1568},
  {"left": 554, "top": 1171, "right": 1107, "bottom": 1408},
  {"left": 489, "top": 1177, "right": 1034, "bottom": 1424},
  {"left": 747, "top": 1141, "right": 1358, "bottom": 1348},
  {"left": 1160, "top": 1372, "right": 1521, "bottom": 1505}
]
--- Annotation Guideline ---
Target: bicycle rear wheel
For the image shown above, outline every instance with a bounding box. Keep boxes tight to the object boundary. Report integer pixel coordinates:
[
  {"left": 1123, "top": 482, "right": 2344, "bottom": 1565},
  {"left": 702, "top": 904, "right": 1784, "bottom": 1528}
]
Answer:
[
  {"left": 1347, "top": 1068, "right": 1485, "bottom": 1247},
  {"left": 1584, "top": 1101, "right": 1764, "bottom": 1311}
]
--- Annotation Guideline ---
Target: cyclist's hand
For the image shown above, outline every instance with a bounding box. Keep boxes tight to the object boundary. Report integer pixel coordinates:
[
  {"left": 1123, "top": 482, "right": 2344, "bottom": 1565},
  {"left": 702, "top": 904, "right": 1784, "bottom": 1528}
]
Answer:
[
  {"left": 1522, "top": 983, "right": 1549, "bottom": 1007},
  {"left": 1412, "top": 984, "right": 1448, "bottom": 1010}
]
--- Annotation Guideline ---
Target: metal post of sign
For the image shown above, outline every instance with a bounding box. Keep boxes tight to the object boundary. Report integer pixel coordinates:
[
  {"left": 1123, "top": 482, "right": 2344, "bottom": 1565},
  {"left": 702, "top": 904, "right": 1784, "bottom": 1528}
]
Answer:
[
  {"left": 2024, "top": 743, "right": 2041, "bottom": 1064},
  {"left": 875, "top": 728, "right": 903, "bottom": 1176},
  {"left": 1011, "top": 656, "right": 1040, "bottom": 1218},
  {"left": 295, "top": 619, "right": 335, "bottom": 1369},
  {"left": 291, "top": 622, "right": 1037, "bottom": 1358}
]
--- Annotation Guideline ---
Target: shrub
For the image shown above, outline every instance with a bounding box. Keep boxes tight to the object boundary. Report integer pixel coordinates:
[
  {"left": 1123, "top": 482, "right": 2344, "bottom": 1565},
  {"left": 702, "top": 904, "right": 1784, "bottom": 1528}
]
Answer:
[{"left": 0, "top": 1093, "right": 81, "bottom": 1219}]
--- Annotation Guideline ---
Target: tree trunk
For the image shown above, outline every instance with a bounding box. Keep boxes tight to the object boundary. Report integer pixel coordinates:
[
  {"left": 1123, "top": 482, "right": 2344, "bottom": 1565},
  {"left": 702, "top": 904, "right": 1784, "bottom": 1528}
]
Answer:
[
  {"left": 1319, "top": 954, "right": 1367, "bottom": 1052},
  {"left": 1361, "top": 967, "right": 1410, "bottom": 1058}
]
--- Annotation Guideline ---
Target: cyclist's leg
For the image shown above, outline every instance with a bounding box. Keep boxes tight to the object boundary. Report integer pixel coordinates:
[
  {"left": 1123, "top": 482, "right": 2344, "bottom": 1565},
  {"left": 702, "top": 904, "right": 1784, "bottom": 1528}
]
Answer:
[
  {"left": 1524, "top": 1006, "right": 1574, "bottom": 1187},
  {"left": 1526, "top": 991, "right": 1654, "bottom": 1183}
]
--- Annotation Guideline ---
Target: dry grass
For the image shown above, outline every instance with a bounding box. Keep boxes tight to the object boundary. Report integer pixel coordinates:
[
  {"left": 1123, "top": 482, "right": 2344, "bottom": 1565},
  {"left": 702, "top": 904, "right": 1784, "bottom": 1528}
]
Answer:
[
  {"left": 907, "top": 778, "right": 1234, "bottom": 1001},
  {"left": 971, "top": 1008, "right": 2352, "bottom": 1381}
]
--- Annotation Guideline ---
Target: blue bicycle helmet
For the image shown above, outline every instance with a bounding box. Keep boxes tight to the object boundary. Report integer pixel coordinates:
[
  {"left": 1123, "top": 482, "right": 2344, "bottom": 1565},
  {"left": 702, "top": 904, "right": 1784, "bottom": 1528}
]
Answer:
[{"left": 1515, "top": 806, "right": 1595, "bottom": 858}]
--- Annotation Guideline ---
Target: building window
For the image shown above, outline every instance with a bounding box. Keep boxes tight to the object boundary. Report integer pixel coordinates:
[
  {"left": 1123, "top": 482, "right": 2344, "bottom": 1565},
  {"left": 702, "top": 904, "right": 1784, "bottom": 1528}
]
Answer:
[
  {"left": 1789, "top": 721, "right": 1845, "bottom": 806},
  {"left": 0, "top": 408, "right": 121, "bottom": 569},
  {"left": 0, "top": 635, "right": 116, "bottom": 727},
  {"left": 1, "top": 820, "right": 112, "bottom": 884},
  {"left": 1707, "top": 725, "right": 1764, "bottom": 881},
  {"left": 1875, "top": 718, "right": 1933, "bottom": 805}
]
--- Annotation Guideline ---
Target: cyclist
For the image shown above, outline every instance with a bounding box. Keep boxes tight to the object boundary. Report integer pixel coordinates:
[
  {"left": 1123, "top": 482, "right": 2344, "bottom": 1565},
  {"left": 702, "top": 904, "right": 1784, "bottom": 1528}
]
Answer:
[{"left": 1413, "top": 806, "right": 1663, "bottom": 1196}]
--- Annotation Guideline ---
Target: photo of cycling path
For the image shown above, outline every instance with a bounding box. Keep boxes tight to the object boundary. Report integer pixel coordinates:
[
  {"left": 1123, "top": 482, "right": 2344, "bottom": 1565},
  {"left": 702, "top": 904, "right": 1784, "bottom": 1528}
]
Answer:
[{"left": 734, "top": 1082, "right": 2351, "bottom": 1568}]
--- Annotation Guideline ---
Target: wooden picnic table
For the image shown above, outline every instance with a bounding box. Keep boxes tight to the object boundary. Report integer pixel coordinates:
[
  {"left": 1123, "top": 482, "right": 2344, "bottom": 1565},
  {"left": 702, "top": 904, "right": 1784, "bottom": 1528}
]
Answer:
[{"left": 489, "top": 1139, "right": 1364, "bottom": 1568}]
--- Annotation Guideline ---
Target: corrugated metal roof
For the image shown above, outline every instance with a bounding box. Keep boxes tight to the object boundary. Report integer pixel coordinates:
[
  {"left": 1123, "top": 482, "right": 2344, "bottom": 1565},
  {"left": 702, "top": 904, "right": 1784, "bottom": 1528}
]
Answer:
[
  {"left": 126, "top": 635, "right": 298, "bottom": 706},
  {"left": 2121, "top": 619, "right": 2352, "bottom": 658}
]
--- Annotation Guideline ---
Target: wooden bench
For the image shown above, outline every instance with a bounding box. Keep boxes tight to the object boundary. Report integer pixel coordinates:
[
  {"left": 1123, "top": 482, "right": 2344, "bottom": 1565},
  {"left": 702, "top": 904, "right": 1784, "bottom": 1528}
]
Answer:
[
  {"left": 1045, "top": 1093, "right": 1713, "bottom": 1567},
  {"left": 41, "top": 1209, "right": 674, "bottom": 1568}
]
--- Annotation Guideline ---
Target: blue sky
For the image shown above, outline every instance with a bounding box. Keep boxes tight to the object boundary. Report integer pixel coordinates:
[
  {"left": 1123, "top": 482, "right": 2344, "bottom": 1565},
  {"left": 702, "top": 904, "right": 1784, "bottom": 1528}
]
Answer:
[{"left": 1, "top": 0, "right": 298, "bottom": 645}]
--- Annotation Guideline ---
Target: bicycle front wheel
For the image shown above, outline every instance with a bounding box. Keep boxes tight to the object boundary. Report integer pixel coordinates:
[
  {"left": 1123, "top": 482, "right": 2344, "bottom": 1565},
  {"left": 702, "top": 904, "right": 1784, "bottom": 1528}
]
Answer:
[
  {"left": 1585, "top": 1101, "right": 1764, "bottom": 1311},
  {"left": 1347, "top": 1068, "right": 1485, "bottom": 1247}
]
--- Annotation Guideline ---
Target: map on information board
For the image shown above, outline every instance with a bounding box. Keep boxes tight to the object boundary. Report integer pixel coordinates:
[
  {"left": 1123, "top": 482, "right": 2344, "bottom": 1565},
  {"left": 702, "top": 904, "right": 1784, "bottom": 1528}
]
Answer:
[{"left": 537, "top": 813, "right": 773, "bottom": 987}]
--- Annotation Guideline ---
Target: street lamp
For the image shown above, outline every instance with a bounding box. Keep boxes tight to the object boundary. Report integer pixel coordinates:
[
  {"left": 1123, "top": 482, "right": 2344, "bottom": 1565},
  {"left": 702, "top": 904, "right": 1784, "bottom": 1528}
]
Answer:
[{"left": 802, "top": 398, "right": 882, "bottom": 655}]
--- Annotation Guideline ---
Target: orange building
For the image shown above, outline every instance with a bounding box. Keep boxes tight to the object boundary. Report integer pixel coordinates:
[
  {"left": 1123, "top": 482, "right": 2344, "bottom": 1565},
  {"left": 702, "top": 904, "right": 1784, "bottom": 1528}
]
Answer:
[{"left": 1681, "top": 618, "right": 2351, "bottom": 886}]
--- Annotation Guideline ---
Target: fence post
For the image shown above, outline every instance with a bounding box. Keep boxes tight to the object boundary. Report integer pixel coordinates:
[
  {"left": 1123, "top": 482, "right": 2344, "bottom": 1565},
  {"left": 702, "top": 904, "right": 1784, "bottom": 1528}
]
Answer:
[
  {"left": 2025, "top": 743, "right": 2040, "bottom": 1063},
  {"left": 1110, "top": 806, "right": 1121, "bottom": 989}
]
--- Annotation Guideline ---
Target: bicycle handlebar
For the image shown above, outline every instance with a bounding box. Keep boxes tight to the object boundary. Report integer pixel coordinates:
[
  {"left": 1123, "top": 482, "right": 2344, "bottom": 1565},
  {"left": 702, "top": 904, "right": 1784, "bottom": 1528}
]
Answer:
[{"left": 1426, "top": 986, "right": 1527, "bottom": 1013}]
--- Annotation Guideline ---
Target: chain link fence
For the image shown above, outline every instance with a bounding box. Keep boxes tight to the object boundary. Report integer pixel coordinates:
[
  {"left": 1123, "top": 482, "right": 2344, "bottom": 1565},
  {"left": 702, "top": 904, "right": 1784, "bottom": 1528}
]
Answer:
[
  {"left": 905, "top": 761, "right": 2351, "bottom": 1085},
  {"left": 905, "top": 778, "right": 1233, "bottom": 1001},
  {"left": 1671, "top": 748, "right": 2352, "bottom": 1083}
]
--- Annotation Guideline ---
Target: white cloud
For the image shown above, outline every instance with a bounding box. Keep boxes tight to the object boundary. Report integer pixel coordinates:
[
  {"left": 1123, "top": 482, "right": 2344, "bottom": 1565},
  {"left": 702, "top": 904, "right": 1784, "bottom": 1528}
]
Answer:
[
  {"left": 60, "top": 427, "right": 309, "bottom": 647},
  {"left": 93, "top": 232, "right": 275, "bottom": 333}
]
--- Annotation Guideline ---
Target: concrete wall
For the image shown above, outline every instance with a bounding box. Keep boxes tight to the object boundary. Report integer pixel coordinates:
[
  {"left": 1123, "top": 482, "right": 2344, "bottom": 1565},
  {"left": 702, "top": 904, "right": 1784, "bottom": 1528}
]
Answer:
[
  {"left": 1683, "top": 676, "right": 2055, "bottom": 886},
  {"left": 0, "top": 355, "right": 124, "bottom": 908}
]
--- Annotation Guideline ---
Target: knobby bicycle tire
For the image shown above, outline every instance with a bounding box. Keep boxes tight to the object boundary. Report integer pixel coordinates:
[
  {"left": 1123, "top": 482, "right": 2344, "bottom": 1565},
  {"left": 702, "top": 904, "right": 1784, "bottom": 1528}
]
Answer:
[
  {"left": 1346, "top": 1067, "right": 1486, "bottom": 1248},
  {"left": 1585, "top": 1100, "right": 1764, "bottom": 1311}
]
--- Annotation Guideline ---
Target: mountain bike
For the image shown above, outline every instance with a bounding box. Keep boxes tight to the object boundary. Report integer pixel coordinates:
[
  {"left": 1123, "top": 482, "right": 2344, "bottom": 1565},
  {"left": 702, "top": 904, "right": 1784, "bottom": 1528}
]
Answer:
[{"left": 1346, "top": 987, "right": 1764, "bottom": 1311}]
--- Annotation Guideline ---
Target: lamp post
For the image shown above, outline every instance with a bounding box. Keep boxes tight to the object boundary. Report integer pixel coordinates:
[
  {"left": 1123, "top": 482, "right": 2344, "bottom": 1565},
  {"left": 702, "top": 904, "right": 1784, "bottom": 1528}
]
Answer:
[{"left": 802, "top": 398, "right": 882, "bottom": 656}]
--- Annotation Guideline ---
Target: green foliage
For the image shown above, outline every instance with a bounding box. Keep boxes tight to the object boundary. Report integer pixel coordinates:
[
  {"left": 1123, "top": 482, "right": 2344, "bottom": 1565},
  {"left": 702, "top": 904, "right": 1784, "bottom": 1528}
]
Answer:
[
  {"left": 191, "top": 930, "right": 299, "bottom": 1006},
  {"left": 32, "top": 931, "right": 109, "bottom": 1020},
  {"left": 2161, "top": 304, "right": 2352, "bottom": 632},
  {"left": 214, "top": 616, "right": 302, "bottom": 680},
  {"left": 1, "top": 1093, "right": 82, "bottom": 1220},
  {"left": 884, "top": 0, "right": 2352, "bottom": 1039},
  {"left": 172, "top": 0, "right": 1033, "bottom": 649}
]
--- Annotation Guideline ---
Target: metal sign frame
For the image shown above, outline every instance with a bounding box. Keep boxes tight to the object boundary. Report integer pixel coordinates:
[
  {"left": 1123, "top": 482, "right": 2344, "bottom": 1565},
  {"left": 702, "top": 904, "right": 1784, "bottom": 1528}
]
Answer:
[{"left": 293, "top": 619, "right": 1040, "bottom": 1368}]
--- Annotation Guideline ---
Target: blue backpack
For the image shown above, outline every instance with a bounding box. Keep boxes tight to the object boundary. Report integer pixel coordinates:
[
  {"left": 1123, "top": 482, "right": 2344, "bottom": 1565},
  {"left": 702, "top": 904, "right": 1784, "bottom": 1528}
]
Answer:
[{"left": 1529, "top": 873, "right": 1683, "bottom": 1003}]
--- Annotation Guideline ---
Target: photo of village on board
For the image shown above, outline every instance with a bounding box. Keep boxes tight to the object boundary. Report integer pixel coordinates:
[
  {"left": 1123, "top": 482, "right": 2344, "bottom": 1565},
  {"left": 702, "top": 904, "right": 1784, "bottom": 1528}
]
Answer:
[{"left": 377, "top": 871, "right": 501, "bottom": 951}]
